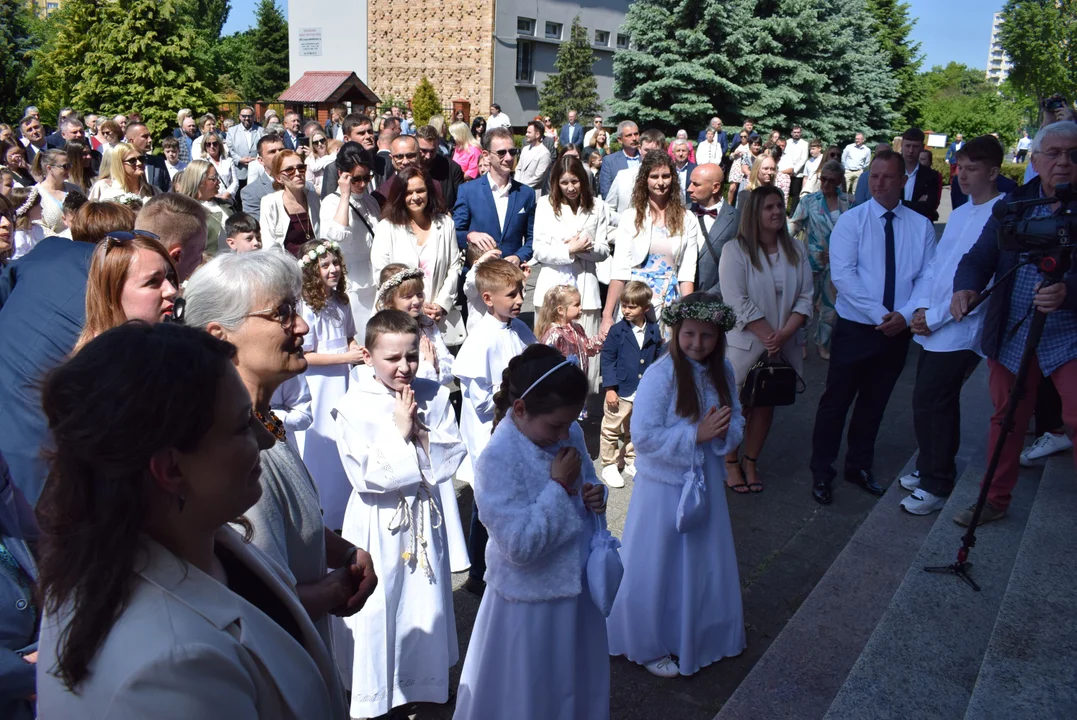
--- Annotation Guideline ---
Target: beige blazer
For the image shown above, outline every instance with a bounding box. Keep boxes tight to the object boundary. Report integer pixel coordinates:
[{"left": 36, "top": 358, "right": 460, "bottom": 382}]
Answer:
[
  {"left": 718, "top": 239, "right": 814, "bottom": 387},
  {"left": 36, "top": 527, "right": 347, "bottom": 720},
  {"left": 260, "top": 187, "right": 322, "bottom": 251}
]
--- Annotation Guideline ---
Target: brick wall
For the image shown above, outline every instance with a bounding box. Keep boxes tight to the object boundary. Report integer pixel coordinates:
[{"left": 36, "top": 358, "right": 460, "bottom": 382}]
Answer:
[{"left": 367, "top": 1, "right": 495, "bottom": 120}]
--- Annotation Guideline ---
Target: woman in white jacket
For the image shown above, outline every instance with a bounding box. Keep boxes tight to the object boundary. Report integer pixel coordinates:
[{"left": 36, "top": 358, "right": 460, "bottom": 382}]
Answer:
[
  {"left": 370, "top": 165, "right": 465, "bottom": 346},
  {"left": 533, "top": 155, "right": 610, "bottom": 389},
  {"left": 601, "top": 151, "right": 700, "bottom": 336},
  {"left": 260, "top": 149, "right": 321, "bottom": 256},
  {"left": 454, "top": 345, "right": 610, "bottom": 720},
  {"left": 319, "top": 142, "right": 381, "bottom": 337}
]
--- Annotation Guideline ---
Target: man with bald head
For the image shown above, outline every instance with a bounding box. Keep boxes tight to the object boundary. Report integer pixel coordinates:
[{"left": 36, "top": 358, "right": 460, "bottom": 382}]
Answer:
[{"left": 688, "top": 163, "right": 739, "bottom": 296}]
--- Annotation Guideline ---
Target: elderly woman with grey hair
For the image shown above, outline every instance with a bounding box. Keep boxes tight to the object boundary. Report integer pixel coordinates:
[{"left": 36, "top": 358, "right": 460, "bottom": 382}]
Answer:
[{"left": 182, "top": 250, "right": 378, "bottom": 654}]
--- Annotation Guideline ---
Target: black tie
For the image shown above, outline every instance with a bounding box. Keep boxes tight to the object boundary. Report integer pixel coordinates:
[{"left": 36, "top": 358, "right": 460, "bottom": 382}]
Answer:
[{"left": 883, "top": 210, "right": 896, "bottom": 313}]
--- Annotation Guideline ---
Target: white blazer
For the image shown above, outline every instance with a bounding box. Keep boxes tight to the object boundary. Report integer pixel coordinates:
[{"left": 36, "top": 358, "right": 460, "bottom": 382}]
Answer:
[
  {"left": 36, "top": 527, "right": 347, "bottom": 720},
  {"left": 260, "top": 187, "right": 321, "bottom": 252},
  {"left": 370, "top": 214, "right": 465, "bottom": 344},
  {"left": 610, "top": 206, "right": 700, "bottom": 285},
  {"left": 532, "top": 198, "right": 610, "bottom": 310}
]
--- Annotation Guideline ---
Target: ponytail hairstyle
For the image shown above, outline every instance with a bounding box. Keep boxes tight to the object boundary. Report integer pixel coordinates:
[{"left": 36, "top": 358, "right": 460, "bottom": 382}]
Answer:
[
  {"left": 534, "top": 284, "right": 581, "bottom": 340},
  {"left": 665, "top": 292, "right": 733, "bottom": 421},
  {"left": 492, "top": 344, "right": 588, "bottom": 429},
  {"left": 298, "top": 239, "right": 349, "bottom": 312}
]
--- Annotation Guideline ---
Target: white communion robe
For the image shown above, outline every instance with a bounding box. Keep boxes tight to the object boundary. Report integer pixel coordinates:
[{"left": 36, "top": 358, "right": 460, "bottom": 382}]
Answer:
[
  {"left": 332, "top": 371, "right": 465, "bottom": 718},
  {"left": 452, "top": 312, "right": 536, "bottom": 483},
  {"left": 606, "top": 355, "right": 748, "bottom": 675},
  {"left": 295, "top": 295, "right": 356, "bottom": 531}
]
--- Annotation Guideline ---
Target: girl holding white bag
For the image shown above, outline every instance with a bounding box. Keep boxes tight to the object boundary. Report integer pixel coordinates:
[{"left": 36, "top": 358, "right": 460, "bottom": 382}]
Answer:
[
  {"left": 606, "top": 293, "right": 747, "bottom": 678},
  {"left": 454, "top": 344, "right": 614, "bottom": 720}
]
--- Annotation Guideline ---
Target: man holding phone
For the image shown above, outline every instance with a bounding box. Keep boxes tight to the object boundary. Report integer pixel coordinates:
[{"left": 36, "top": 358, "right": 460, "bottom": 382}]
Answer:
[{"left": 281, "top": 112, "right": 305, "bottom": 151}]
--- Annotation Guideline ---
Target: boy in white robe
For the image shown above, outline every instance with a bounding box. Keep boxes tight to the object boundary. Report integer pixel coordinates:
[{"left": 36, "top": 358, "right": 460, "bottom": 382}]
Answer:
[
  {"left": 332, "top": 309, "right": 465, "bottom": 718},
  {"left": 453, "top": 258, "right": 536, "bottom": 596}
]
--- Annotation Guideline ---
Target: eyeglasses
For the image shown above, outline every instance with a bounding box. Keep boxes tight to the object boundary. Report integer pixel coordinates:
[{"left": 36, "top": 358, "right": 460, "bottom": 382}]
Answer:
[
  {"left": 392, "top": 152, "right": 419, "bottom": 161},
  {"left": 205, "top": 174, "right": 220, "bottom": 183},
  {"left": 1034, "top": 147, "right": 1077, "bottom": 162},
  {"left": 246, "top": 299, "right": 299, "bottom": 330},
  {"left": 240, "top": 114, "right": 253, "bottom": 120},
  {"left": 122, "top": 157, "right": 144, "bottom": 167},
  {"left": 312, "top": 138, "right": 327, "bottom": 146},
  {"left": 493, "top": 148, "right": 519, "bottom": 158},
  {"left": 279, "top": 165, "right": 307, "bottom": 177}
]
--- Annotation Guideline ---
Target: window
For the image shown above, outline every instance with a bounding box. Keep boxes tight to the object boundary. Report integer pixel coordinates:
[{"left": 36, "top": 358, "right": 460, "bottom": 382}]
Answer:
[
  {"left": 517, "top": 17, "right": 535, "bottom": 36},
  {"left": 545, "top": 22, "right": 563, "bottom": 40},
  {"left": 516, "top": 40, "right": 534, "bottom": 83},
  {"left": 594, "top": 30, "right": 610, "bottom": 46},
  {"left": 616, "top": 33, "right": 629, "bottom": 49}
]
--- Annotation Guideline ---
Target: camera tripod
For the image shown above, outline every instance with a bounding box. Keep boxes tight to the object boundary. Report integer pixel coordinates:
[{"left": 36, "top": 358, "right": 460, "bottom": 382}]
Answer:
[{"left": 925, "top": 247, "right": 1071, "bottom": 592}]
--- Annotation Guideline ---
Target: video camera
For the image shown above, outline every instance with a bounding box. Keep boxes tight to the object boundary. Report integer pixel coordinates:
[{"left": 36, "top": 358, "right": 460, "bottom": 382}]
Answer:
[{"left": 996, "top": 182, "right": 1076, "bottom": 253}]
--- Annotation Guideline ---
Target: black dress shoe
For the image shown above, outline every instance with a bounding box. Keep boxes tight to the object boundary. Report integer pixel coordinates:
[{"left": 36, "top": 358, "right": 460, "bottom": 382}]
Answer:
[
  {"left": 462, "top": 576, "right": 486, "bottom": 599},
  {"left": 845, "top": 469, "right": 885, "bottom": 496},
  {"left": 812, "top": 480, "right": 832, "bottom": 505}
]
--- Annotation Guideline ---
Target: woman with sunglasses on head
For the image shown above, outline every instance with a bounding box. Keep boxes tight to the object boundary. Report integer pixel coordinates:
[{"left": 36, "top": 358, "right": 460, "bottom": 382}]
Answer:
[
  {"left": 174, "top": 160, "right": 233, "bottom": 257},
  {"left": 260, "top": 149, "right": 321, "bottom": 257},
  {"left": 302, "top": 121, "right": 335, "bottom": 195},
  {"left": 189, "top": 114, "right": 218, "bottom": 161},
  {"left": 72, "top": 231, "right": 179, "bottom": 353},
  {"left": 201, "top": 131, "right": 238, "bottom": 202},
  {"left": 88, "top": 142, "right": 156, "bottom": 202}
]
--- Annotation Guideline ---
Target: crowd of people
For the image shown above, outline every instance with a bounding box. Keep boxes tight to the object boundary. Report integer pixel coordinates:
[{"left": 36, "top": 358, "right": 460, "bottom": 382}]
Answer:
[{"left": 0, "top": 96, "right": 1075, "bottom": 720}]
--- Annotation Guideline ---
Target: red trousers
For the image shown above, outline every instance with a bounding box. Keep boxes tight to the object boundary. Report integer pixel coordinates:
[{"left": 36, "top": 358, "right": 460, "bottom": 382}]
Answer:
[{"left": 985, "top": 358, "right": 1077, "bottom": 511}]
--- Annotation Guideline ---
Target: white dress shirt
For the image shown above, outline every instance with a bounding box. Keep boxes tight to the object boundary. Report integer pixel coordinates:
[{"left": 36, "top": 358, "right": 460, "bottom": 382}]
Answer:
[
  {"left": 699, "top": 200, "right": 724, "bottom": 234},
  {"left": 842, "top": 143, "right": 871, "bottom": 172},
  {"left": 676, "top": 162, "right": 691, "bottom": 191},
  {"left": 488, "top": 173, "right": 511, "bottom": 229},
  {"left": 696, "top": 139, "right": 722, "bottom": 165},
  {"left": 904, "top": 165, "right": 919, "bottom": 201},
  {"left": 913, "top": 193, "right": 1003, "bottom": 355},
  {"left": 486, "top": 112, "right": 511, "bottom": 130},
  {"left": 829, "top": 198, "right": 936, "bottom": 326},
  {"left": 785, "top": 138, "right": 810, "bottom": 176}
]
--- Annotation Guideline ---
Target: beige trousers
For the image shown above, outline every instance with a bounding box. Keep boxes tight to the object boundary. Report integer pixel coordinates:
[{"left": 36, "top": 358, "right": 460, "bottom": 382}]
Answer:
[{"left": 600, "top": 397, "right": 635, "bottom": 467}]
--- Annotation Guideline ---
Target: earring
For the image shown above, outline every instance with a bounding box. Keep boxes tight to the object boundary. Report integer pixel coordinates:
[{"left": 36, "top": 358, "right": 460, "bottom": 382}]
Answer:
[{"left": 178, "top": 494, "right": 186, "bottom": 513}]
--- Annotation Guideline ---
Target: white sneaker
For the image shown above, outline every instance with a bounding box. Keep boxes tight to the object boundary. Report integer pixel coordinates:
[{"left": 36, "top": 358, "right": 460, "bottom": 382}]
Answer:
[
  {"left": 899, "top": 470, "right": 920, "bottom": 492},
  {"left": 602, "top": 464, "right": 625, "bottom": 488},
  {"left": 622, "top": 462, "right": 637, "bottom": 481},
  {"left": 644, "top": 655, "right": 680, "bottom": 678},
  {"left": 900, "top": 488, "right": 946, "bottom": 516},
  {"left": 1020, "top": 432, "right": 1073, "bottom": 467}
]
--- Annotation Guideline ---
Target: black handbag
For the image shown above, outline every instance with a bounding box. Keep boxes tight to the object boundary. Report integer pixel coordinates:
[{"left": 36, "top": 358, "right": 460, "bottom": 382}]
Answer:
[{"left": 740, "top": 353, "right": 805, "bottom": 408}]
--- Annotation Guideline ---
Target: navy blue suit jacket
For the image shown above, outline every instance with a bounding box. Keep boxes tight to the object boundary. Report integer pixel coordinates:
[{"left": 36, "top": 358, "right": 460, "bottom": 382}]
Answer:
[
  {"left": 0, "top": 238, "right": 95, "bottom": 504},
  {"left": 600, "top": 319, "right": 664, "bottom": 397},
  {"left": 559, "top": 123, "right": 584, "bottom": 147},
  {"left": 599, "top": 150, "right": 635, "bottom": 198},
  {"left": 452, "top": 176, "right": 536, "bottom": 264}
]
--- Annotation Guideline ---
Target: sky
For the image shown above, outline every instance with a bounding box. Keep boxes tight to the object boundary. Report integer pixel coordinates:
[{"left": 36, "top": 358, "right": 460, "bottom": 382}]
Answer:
[{"left": 222, "top": 0, "right": 1006, "bottom": 71}]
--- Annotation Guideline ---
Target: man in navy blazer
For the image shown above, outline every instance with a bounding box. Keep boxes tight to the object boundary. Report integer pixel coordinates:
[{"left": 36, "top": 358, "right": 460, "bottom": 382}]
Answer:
[
  {"left": 599, "top": 120, "right": 642, "bottom": 198},
  {"left": 0, "top": 236, "right": 96, "bottom": 504},
  {"left": 452, "top": 127, "right": 536, "bottom": 266},
  {"left": 559, "top": 110, "right": 584, "bottom": 147}
]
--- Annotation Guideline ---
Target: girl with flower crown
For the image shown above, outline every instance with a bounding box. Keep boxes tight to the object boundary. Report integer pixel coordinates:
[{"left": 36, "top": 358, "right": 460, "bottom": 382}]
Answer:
[
  {"left": 296, "top": 238, "right": 363, "bottom": 530},
  {"left": 606, "top": 292, "right": 747, "bottom": 679}
]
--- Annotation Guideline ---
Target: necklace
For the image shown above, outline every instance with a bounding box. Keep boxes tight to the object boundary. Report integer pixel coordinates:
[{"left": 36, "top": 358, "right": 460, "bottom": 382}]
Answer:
[
  {"left": 255, "top": 408, "right": 286, "bottom": 441},
  {"left": 287, "top": 210, "right": 313, "bottom": 241}
]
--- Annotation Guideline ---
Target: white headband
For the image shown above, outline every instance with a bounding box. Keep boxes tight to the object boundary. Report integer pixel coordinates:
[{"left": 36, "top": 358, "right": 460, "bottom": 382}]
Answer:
[{"left": 520, "top": 356, "right": 578, "bottom": 399}]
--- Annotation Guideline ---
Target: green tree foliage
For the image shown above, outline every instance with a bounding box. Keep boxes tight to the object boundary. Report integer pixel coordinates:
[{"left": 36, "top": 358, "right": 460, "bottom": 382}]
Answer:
[
  {"left": 612, "top": 0, "right": 897, "bottom": 144},
  {"left": 217, "top": 29, "right": 254, "bottom": 101},
  {"left": 539, "top": 15, "right": 601, "bottom": 126},
  {"left": 864, "top": 0, "right": 923, "bottom": 127},
  {"left": 30, "top": 0, "right": 108, "bottom": 121},
  {"left": 73, "top": 0, "right": 218, "bottom": 138},
  {"left": 243, "top": 0, "right": 289, "bottom": 101},
  {"left": 183, "top": 0, "right": 231, "bottom": 40},
  {"left": 998, "top": 0, "right": 1077, "bottom": 119},
  {"left": 410, "top": 77, "right": 441, "bottom": 127},
  {"left": 919, "top": 62, "right": 1025, "bottom": 148},
  {"left": 0, "top": 0, "right": 37, "bottom": 122}
]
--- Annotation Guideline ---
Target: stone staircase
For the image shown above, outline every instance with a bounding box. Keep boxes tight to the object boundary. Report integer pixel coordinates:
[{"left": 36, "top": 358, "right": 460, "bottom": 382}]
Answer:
[{"left": 716, "top": 365, "right": 1076, "bottom": 719}]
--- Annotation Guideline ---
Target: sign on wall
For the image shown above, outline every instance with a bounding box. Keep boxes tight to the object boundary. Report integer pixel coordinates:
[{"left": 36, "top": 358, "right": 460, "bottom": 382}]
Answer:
[{"left": 299, "top": 27, "right": 323, "bottom": 57}]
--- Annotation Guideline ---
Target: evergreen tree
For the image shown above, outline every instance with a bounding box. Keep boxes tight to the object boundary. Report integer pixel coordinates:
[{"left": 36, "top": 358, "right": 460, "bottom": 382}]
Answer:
[
  {"left": 216, "top": 29, "right": 254, "bottom": 101},
  {"left": 998, "top": 0, "right": 1077, "bottom": 120},
  {"left": 74, "top": 0, "right": 218, "bottom": 138},
  {"left": 539, "top": 15, "right": 601, "bottom": 126},
  {"left": 243, "top": 0, "right": 289, "bottom": 101},
  {"left": 0, "top": 0, "right": 36, "bottom": 122},
  {"left": 864, "top": 0, "right": 923, "bottom": 127},
  {"left": 410, "top": 77, "right": 441, "bottom": 127},
  {"left": 30, "top": 0, "right": 108, "bottom": 121}
]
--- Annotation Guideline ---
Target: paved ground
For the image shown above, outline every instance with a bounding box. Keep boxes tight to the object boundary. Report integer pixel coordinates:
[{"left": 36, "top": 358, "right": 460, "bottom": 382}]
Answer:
[{"left": 382, "top": 193, "right": 955, "bottom": 719}]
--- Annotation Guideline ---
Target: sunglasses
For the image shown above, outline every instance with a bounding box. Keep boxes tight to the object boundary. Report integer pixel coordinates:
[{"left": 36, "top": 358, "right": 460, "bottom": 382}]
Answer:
[
  {"left": 493, "top": 148, "right": 519, "bottom": 158},
  {"left": 103, "top": 230, "right": 161, "bottom": 253},
  {"left": 240, "top": 115, "right": 254, "bottom": 120},
  {"left": 122, "top": 157, "right": 144, "bottom": 167},
  {"left": 205, "top": 174, "right": 220, "bottom": 183},
  {"left": 392, "top": 152, "right": 419, "bottom": 161},
  {"left": 280, "top": 165, "right": 307, "bottom": 177},
  {"left": 312, "top": 138, "right": 327, "bottom": 146},
  {"left": 49, "top": 163, "right": 72, "bottom": 170},
  {"left": 246, "top": 299, "right": 299, "bottom": 330},
  {"left": 204, "top": 141, "right": 220, "bottom": 148},
  {"left": 350, "top": 172, "right": 372, "bottom": 183}
]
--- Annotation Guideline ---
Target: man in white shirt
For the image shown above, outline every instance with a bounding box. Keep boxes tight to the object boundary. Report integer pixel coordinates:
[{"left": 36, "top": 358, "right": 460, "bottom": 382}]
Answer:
[
  {"left": 782, "top": 125, "right": 810, "bottom": 212},
  {"left": 809, "top": 149, "right": 936, "bottom": 505},
  {"left": 898, "top": 136, "right": 1003, "bottom": 516},
  {"left": 1014, "top": 130, "right": 1032, "bottom": 163},
  {"left": 514, "top": 120, "right": 552, "bottom": 192},
  {"left": 841, "top": 132, "right": 871, "bottom": 195},
  {"left": 486, "top": 103, "right": 511, "bottom": 130},
  {"left": 583, "top": 115, "right": 604, "bottom": 148}
]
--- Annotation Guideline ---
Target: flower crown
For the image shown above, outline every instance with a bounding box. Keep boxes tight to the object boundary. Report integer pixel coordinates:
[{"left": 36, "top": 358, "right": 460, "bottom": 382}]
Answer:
[
  {"left": 14, "top": 186, "right": 39, "bottom": 218},
  {"left": 298, "top": 239, "right": 342, "bottom": 268},
  {"left": 376, "top": 267, "right": 425, "bottom": 308},
  {"left": 660, "top": 299, "right": 737, "bottom": 332}
]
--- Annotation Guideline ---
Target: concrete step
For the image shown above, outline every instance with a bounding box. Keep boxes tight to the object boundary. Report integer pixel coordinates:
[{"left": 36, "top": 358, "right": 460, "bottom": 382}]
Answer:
[
  {"left": 963, "top": 456, "right": 1077, "bottom": 719},
  {"left": 822, "top": 456, "right": 1041, "bottom": 719},
  {"left": 716, "top": 364, "right": 992, "bottom": 720}
]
